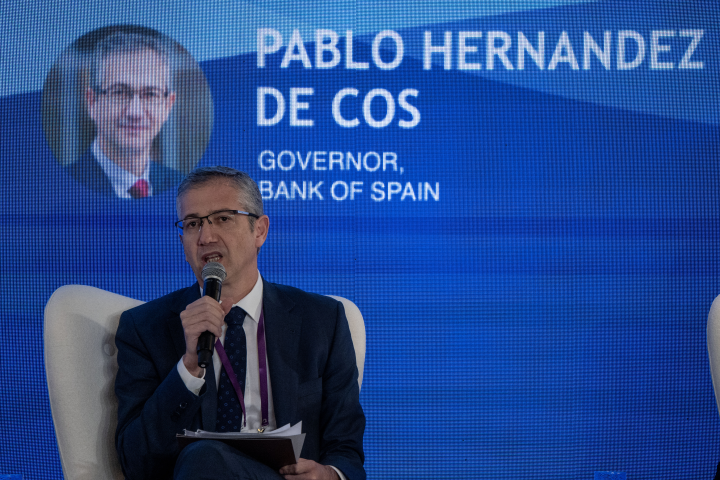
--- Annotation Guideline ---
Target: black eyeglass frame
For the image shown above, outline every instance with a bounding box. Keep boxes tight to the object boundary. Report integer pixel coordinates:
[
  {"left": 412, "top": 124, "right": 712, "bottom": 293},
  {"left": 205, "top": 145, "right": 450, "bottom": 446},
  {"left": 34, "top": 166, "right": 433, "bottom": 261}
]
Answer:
[
  {"left": 93, "top": 85, "right": 170, "bottom": 102},
  {"left": 174, "top": 209, "right": 260, "bottom": 233}
]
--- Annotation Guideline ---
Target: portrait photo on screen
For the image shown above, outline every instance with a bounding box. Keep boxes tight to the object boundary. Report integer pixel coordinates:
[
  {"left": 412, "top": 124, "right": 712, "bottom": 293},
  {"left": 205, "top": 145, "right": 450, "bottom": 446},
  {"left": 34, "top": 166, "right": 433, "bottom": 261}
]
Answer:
[{"left": 41, "top": 25, "right": 213, "bottom": 199}]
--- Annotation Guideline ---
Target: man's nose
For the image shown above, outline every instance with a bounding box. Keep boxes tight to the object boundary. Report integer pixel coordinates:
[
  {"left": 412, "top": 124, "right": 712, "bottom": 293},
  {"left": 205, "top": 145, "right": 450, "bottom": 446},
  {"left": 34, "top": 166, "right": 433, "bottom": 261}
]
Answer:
[
  {"left": 197, "top": 220, "right": 217, "bottom": 244},
  {"left": 124, "top": 93, "right": 145, "bottom": 116}
]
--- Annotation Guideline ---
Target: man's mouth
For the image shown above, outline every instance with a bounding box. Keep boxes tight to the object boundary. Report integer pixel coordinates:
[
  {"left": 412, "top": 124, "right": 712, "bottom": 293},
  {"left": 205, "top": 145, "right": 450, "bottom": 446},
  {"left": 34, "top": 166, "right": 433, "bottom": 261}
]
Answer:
[
  {"left": 118, "top": 123, "right": 150, "bottom": 134},
  {"left": 203, "top": 254, "right": 223, "bottom": 264}
]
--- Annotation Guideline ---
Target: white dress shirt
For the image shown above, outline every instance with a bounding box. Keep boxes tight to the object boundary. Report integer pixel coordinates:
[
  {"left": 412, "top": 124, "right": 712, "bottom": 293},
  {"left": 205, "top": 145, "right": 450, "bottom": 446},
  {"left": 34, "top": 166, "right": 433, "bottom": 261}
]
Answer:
[{"left": 92, "top": 140, "right": 152, "bottom": 198}]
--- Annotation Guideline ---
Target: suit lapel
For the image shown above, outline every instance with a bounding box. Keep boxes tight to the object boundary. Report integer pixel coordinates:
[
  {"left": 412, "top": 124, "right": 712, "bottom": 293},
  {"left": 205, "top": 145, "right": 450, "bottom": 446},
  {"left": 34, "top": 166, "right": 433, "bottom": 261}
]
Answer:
[
  {"left": 70, "top": 150, "right": 115, "bottom": 197},
  {"left": 165, "top": 284, "right": 218, "bottom": 429},
  {"left": 149, "top": 161, "right": 162, "bottom": 190},
  {"left": 149, "top": 161, "right": 170, "bottom": 193},
  {"left": 167, "top": 283, "right": 201, "bottom": 359},
  {"left": 87, "top": 153, "right": 115, "bottom": 197},
  {"left": 263, "top": 279, "right": 303, "bottom": 427}
]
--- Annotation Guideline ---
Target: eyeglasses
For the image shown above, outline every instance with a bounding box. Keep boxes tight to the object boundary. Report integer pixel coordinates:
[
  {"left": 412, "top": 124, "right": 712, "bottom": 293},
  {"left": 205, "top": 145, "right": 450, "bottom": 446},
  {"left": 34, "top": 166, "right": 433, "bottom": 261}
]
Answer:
[
  {"left": 95, "top": 84, "right": 170, "bottom": 107},
  {"left": 175, "top": 210, "right": 260, "bottom": 236}
]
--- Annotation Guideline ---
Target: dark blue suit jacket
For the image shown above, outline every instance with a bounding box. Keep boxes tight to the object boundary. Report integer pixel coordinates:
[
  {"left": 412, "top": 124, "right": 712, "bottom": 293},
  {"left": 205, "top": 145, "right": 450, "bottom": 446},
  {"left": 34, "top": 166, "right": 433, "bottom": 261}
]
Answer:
[
  {"left": 66, "top": 149, "right": 183, "bottom": 197},
  {"left": 114, "top": 279, "right": 366, "bottom": 480}
]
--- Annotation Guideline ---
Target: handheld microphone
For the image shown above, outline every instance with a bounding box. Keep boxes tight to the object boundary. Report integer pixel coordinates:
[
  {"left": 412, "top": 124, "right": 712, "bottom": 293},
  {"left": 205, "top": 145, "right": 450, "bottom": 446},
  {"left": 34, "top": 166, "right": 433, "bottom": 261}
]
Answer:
[{"left": 197, "top": 262, "right": 227, "bottom": 368}]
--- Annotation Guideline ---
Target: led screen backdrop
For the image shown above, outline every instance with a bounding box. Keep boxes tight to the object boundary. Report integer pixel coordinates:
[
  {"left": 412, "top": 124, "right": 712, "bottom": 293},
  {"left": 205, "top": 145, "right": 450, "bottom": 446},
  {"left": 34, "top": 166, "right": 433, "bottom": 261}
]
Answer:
[{"left": 2, "top": 1, "right": 720, "bottom": 478}]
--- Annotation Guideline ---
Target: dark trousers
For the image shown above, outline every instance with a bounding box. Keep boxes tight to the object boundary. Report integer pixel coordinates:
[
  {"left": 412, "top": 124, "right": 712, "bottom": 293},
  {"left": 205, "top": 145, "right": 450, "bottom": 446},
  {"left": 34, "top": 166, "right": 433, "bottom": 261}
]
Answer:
[{"left": 174, "top": 440, "right": 285, "bottom": 480}]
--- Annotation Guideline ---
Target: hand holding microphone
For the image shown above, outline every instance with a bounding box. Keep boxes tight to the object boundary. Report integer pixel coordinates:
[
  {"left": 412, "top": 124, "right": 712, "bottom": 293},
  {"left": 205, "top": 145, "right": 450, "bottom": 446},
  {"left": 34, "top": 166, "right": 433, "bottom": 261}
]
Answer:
[
  {"left": 197, "top": 262, "right": 227, "bottom": 367},
  {"left": 179, "top": 262, "right": 227, "bottom": 375}
]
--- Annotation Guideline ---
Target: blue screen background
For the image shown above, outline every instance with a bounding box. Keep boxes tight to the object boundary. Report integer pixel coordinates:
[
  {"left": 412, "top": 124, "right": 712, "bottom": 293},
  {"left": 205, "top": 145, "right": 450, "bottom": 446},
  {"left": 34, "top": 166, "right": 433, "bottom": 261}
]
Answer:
[{"left": 1, "top": 1, "right": 719, "bottom": 478}]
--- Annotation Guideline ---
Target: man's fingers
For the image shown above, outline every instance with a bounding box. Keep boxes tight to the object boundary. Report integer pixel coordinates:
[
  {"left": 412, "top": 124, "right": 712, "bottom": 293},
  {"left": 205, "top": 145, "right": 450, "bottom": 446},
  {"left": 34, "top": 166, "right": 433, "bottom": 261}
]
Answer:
[
  {"left": 278, "top": 464, "right": 296, "bottom": 475},
  {"left": 279, "top": 459, "right": 336, "bottom": 479},
  {"left": 279, "top": 459, "right": 307, "bottom": 475},
  {"left": 182, "top": 300, "right": 225, "bottom": 325},
  {"left": 183, "top": 296, "right": 225, "bottom": 317},
  {"left": 184, "top": 319, "right": 223, "bottom": 338},
  {"left": 180, "top": 296, "right": 227, "bottom": 352},
  {"left": 181, "top": 311, "right": 224, "bottom": 334}
]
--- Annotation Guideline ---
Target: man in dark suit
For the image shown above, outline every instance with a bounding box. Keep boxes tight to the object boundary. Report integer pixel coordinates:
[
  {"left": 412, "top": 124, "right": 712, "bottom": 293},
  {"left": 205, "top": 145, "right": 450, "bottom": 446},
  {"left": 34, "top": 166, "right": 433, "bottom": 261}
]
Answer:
[
  {"left": 114, "top": 166, "right": 365, "bottom": 480},
  {"left": 66, "top": 31, "right": 180, "bottom": 198},
  {"left": 67, "top": 147, "right": 182, "bottom": 197}
]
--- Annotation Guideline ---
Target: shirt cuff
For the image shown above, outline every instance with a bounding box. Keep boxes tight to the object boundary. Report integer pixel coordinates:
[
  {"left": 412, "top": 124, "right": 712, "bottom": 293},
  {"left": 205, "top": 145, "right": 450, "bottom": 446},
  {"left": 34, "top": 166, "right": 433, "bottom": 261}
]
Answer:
[
  {"left": 329, "top": 466, "right": 347, "bottom": 480},
  {"left": 177, "top": 358, "right": 206, "bottom": 396}
]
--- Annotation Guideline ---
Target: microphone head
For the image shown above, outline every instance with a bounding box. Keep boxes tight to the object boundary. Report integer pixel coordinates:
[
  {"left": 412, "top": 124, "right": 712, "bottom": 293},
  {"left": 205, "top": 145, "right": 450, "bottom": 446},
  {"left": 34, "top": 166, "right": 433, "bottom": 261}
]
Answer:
[{"left": 202, "top": 262, "right": 227, "bottom": 283}]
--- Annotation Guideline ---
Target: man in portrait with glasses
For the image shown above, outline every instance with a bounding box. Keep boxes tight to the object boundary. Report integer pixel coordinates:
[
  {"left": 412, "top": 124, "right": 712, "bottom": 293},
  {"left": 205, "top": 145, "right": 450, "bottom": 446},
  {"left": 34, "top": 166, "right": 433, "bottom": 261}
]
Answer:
[
  {"left": 114, "top": 167, "right": 365, "bottom": 480},
  {"left": 65, "top": 31, "right": 182, "bottom": 198}
]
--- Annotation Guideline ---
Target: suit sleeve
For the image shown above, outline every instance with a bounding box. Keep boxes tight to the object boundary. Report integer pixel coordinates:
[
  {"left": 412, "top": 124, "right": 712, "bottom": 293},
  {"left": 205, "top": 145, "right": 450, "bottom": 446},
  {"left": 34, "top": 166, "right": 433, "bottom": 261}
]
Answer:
[
  {"left": 318, "top": 302, "right": 366, "bottom": 480},
  {"left": 114, "top": 309, "right": 205, "bottom": 480}
]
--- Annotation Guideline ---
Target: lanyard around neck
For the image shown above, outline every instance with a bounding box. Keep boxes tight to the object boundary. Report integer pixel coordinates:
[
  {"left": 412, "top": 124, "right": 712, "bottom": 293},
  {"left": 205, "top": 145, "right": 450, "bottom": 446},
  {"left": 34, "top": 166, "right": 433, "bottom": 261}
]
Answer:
[{"left": 214, "top": 304, "right": 269, "bottom": 431}]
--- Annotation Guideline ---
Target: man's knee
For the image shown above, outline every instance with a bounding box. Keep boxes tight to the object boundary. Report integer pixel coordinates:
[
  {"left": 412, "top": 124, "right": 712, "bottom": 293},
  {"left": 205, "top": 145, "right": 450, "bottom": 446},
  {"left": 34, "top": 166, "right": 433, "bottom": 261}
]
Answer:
[
  {"left": 174, "top": 440, "right": 283, "bottom": 480},
  {"left": 181, "top": 439, "right": 229, "bottom": 460},
  {"left": 175, "top": 440, "right": 233, "bottom": 479}
]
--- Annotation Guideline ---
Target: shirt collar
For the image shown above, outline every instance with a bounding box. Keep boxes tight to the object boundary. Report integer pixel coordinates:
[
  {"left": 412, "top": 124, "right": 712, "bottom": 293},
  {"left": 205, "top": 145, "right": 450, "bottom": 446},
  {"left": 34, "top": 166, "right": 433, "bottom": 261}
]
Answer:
[
  {"left": 233, "top": 271, "right": 264, "bottom": 324},
  {"left": 92, "top": 140, "right": 152, "bottom": 199}
]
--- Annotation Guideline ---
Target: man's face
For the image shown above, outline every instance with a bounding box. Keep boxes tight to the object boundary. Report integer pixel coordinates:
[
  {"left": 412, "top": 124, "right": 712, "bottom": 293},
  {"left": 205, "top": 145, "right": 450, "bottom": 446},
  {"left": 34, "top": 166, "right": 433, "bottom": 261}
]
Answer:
[
  {"left": 177, "top": 180, "right": 269, "bottom": 291},
  {"left": 87, "top": 49, "right": 175, "bottom": 158}
]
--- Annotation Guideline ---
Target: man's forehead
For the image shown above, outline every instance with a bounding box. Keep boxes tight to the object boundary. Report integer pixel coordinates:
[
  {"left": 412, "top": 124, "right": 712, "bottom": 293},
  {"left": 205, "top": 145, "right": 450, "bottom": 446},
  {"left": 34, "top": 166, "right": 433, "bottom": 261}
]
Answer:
[
  {"left": 100, "top": 49, "right": 169, "bottom": 88},
  {"left": 176, "top": 180, "right": 246, "bottom": 217}
]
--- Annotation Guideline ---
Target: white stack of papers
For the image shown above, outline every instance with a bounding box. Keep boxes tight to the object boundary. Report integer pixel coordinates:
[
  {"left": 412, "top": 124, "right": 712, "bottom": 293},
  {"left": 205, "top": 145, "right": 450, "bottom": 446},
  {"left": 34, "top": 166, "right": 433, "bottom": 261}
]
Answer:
[{"left": 178, "top": 422, "right": 305, "bottom": 466}]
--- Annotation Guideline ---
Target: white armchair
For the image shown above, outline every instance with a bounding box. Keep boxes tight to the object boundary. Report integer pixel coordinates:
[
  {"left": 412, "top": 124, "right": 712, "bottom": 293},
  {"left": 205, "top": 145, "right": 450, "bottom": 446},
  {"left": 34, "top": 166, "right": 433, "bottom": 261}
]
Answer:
[{"left": 707, "top": 295, "right": 720, "bottom": 415}]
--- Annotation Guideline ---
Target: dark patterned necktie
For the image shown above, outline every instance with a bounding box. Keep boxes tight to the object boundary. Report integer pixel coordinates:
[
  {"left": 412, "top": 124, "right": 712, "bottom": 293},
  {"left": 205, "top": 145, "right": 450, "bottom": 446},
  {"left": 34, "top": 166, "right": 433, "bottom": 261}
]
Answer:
[{"left": 216, "top": 306, "right": 247, "bottom": 432}]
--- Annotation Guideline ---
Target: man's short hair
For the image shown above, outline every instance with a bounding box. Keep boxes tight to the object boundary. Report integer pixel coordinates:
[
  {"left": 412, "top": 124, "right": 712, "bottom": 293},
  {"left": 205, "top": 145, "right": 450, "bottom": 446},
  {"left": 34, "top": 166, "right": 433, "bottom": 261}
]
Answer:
[
  {"left": 177, "top": 166, "right": 264, "bottom": 228},
  {"left": 91, "top": 31, "right": 172, "bottom": 89}
]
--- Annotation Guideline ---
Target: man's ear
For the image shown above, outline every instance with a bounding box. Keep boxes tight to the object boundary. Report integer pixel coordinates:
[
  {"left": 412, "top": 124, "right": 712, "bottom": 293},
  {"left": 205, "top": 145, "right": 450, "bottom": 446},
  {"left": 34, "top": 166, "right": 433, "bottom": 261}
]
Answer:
[
  {"left": 158, "top": 91, "right": 176, "bottom": 124},
  {"left": 254, "top": 215, "right": 270, "bottom": 250},
  {"left": 86, "top": 88, "right": 98, "bottom": 121}
]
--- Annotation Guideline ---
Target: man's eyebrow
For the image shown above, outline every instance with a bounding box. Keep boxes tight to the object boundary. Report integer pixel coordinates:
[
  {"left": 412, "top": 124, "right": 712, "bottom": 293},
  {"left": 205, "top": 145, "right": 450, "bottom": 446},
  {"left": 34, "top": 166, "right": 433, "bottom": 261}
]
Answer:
[
  {"left": 104, "top": 82, "right": 166, "bottom": 90},
  {"left": 180, "top": 209, "right": 238, "bottom": 220}
]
